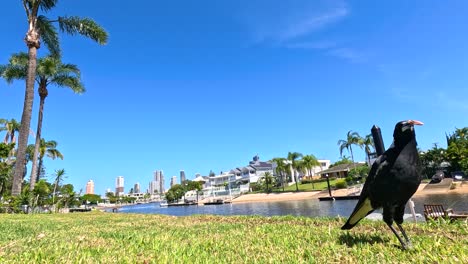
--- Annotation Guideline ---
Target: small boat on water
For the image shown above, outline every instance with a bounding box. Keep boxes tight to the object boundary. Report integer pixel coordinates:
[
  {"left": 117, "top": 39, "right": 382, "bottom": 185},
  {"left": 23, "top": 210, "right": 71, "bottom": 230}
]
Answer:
[
  {"left": 203, "top": 199, "right": 225, "bottom": 205},
  {"left": 160, "top": 201, "right": 168, "bottom": 207}
]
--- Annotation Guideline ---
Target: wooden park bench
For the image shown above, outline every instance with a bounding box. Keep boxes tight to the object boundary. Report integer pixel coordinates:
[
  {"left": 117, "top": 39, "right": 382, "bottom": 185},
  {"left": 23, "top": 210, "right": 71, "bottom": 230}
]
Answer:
[
  {"left": 424, "top": 204, "right": 468, "bottom": 221},
  {"left": 423, "top": 204, "right": 452, "bottom": 220}
]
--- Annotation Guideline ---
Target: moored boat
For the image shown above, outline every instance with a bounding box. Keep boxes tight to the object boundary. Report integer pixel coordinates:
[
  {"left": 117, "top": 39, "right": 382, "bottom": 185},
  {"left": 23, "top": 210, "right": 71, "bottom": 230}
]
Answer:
[{"left": 203, "top": 199, "right": 225, "bottom": 205}]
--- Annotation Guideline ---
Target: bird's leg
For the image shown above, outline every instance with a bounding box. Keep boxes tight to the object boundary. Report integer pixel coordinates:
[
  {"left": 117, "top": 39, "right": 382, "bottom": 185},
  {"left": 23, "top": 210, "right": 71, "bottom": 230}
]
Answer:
[
  {"left": 386, "top": 222, "right": 408, "bottom": 250},
  {"left": 384, "top": 206, "right": 408, "bottom": 249},
  {"left": 397, "top": 223, "right": 413, "bottom": 248},
  {"left": 394, "top": 204, "right": 413, "bottom": 248}
]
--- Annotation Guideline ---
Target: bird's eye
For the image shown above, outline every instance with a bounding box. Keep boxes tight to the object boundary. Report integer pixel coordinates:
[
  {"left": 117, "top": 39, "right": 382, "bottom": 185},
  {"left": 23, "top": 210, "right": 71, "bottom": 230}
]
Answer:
[{"left": 402, "top": 124, "right": 411, "bottom": 132}]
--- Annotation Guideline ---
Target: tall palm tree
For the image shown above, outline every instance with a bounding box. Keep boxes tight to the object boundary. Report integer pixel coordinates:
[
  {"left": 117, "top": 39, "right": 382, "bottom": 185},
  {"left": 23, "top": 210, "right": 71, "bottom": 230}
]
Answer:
[
  {"left": 271, "top": 157, "right": 287, "bottom": 192},
  {"left": 12, "top": 0, "right": 107, "bottom": 196},
  {"left": 52, "top": 168, "right": 66, "bottom": 212},
  {"left": 1, "top": 53, "right": 83, "bottom": 191},
  {"left": 301, "top": 154, "right": 320, "bottom": 190},
  {"left": 0, "top": 143, "right": 16, "bottom": 197},
  {"left": 446, "top": 127, "right": 468, "bottom": 144},
  {"left": 0, "top": 119, "right": 22, "bottom": 160},
  {"left": 287, "top": 152, "right": 303, "bottom": 192},
  {"left": 338, "top": 131, "right": 361, "bottom": 163},
  {"left": 19, "top": 144, "right": 37, "bottom": 181},
  {"left": 263, "top": 172, "right": 273, "bottom": 193},
  {"left": 35, "top": 139, "right": 63, "bottom": 183},
  {"left": 360, "top": 134, "right": 375, "bottom": 165},
  {"left": 0, "top": 119, "right": 21, "bottom": 144}
]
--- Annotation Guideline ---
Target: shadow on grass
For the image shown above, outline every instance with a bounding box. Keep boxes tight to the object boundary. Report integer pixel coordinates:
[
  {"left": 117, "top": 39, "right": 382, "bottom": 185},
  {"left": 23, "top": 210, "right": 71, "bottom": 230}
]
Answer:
[{"left": 339, "top": 232, "right": 389, "bottom": 247}]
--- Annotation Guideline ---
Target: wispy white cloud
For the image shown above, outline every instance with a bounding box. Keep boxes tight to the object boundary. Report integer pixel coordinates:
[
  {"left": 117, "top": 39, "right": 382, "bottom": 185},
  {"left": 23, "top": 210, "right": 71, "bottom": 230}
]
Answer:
[
  {"left": 237, "top": 1, "right": 366, "bottom": 63},
  {"left": 286, "top": 41, "right": 365, "bottom": 63},
  {"left": 389, "top": 88, "right": 468, "bottom": 113},
  {"left": 240, "top": 1, "right": 349, "bottom": 44},
  {"left": 276, "top": 6, "right": 349, "bottom": 42}
]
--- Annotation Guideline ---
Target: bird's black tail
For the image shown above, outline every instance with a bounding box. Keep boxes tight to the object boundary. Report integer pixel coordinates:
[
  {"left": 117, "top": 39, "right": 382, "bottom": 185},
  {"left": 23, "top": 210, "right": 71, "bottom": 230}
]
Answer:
[{"left": 341, "top": 197, "right": 374, "bottom": 230}]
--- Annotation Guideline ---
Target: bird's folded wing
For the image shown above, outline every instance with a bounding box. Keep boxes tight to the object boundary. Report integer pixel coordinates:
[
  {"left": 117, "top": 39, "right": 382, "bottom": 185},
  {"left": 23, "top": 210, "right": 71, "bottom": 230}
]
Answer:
[{"left": 341, "top": 153, "right": 394, "bottom": 229}]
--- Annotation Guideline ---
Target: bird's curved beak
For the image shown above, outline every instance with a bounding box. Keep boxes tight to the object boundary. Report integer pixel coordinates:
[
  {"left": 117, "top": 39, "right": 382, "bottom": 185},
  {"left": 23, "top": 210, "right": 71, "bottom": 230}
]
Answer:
[{"left": 408, "top": 120, "right": 424, "bottom": 126}]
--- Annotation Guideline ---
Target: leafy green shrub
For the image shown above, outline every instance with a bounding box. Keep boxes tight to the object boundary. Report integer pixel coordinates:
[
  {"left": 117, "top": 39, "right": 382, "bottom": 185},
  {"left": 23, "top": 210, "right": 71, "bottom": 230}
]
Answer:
[
  {"left": 249, "top": 183, "right": 262, "bottom": 192},
  {"left": 348, "top": 165, "right": 370, "bottom": 180},
  {"left": 345, "top": 176, "right": 353, "bottom": 184},
  {"left": 301, "top": 179, "right": 312, "bottom": 184},
  {"left": 334, "top": 179, "right": 347, "bottom": 189}
]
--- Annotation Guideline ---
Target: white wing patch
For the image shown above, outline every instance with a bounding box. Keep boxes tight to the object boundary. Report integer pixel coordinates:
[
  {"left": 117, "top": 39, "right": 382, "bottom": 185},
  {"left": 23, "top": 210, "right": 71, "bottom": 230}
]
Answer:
[{"left": 349, "top": 198, "right": 373, "bottom": 225}]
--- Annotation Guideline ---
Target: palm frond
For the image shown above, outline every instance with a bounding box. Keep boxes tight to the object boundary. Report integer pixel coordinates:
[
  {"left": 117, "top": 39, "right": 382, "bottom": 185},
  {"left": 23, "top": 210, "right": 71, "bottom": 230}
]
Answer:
[
  {"left": 9, "top": 52, "right": 29, "bottom": 65},
  {"left": 37, "top": 56, "right": 59, "bottom": 77},
  {"left": 339, "top": 144, "right": 348, "bottom": 157},
  {"left": 44, "top": 140, "right": 58, "bottom": 148},
  {"left": 39, "top": 0, "right": 58, "bottom": 12},
  {"left": 1, "top": 53, "right": 28, "bottom": 82},
  {"left": 1, "top": 67, "right": 27, "bottom": 83},
  {"left": 52, "top": 75, "right": 85, "bottom": 93},
  {"left": 37, "top": 15, "right": 60, "bottom": 57},
  {"left": 58, "top": 16, "right": 108, "bottom": 45},
  {"left": 337, "top": 139, "right": 347, "bottom": 146},
  {"left": 57, "top": 63, "right": 81, "bottom": 76},
  {"left": 47, "top": 149, "right": 64, "bottom": 160}
]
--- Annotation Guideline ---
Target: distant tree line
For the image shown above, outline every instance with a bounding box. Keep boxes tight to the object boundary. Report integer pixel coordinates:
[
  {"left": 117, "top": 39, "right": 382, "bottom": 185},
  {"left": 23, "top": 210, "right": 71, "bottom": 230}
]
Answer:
[{"left": 420, "top": 127, "right": 468, "bottom": 177}]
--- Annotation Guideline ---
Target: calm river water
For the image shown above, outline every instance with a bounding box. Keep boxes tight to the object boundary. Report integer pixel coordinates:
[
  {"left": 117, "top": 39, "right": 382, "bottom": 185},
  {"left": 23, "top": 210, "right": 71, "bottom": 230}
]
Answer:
[{"left": 113, "top": 193, "right": 467, "bottom": 218}]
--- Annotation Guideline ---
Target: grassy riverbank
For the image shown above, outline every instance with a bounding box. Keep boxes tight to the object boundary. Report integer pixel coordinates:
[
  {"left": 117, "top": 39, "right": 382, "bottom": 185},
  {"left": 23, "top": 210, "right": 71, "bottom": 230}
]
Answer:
[{"left": 0, "top": 212, "right": 466, "bottom": 263}]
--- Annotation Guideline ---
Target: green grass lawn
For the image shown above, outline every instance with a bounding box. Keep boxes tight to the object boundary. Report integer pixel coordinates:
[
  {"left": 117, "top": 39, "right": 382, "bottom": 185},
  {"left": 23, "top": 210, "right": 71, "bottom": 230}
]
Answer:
[
  {"left": 0, "top": 212, "right": 466, "bottom": 263},
  {"left": 270, "top": 179, "right": 339, "bottom": 192}
]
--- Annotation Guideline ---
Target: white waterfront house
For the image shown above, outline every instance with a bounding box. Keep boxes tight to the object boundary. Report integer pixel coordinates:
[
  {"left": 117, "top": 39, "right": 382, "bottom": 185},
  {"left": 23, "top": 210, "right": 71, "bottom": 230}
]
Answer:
[
  {"left": 228, "top": 155, "right": 275, "bottom": 192},
  {"left": 201, "top": 155, "right": 330, "bottom": 196},
  {"left": 208, "top": 172, "right": 236, "bottom": 187},
  {"left": 309, "top": 159, "right": 331, "bottom": 177}
]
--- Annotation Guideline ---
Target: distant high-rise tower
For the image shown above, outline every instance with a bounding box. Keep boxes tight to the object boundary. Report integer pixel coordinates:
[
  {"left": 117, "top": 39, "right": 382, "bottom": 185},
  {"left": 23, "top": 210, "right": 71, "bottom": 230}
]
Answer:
[
  {"left": 134, "top": 182, "right": 140, "bottom": 193},
  {"left": 170, "top": 176, "right": 177, "bottom": 188},
  {"left": 180, "top": 170, "right": 186, "bottom": 184},
  {"left": 115, "top": 176, "right": 124, "bottom": 196},
  {"left": 159, "top": 170, "right": 165, "bottom": 193},
  {"left": 153, "top": 170, "right": 165, "bottom": 194},
  {"left": 85, "top": 180, "right": 95, "bottom": 194},
  {"left": 149, "top": 181, "right": 158, "bottom": 194}
]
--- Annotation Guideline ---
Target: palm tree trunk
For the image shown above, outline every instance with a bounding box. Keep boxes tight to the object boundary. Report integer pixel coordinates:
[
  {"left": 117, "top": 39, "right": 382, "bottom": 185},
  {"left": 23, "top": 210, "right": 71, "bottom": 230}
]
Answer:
[
  {"left": 30, "top": 84, "right": 47, "bottom": 191},
  {"left": 12, "top": 44, "right": 38, "bottom": 196},
  {"left": 281, "top": 172, "right": 285, "bottom": 192},
  {"left": 289, "top": 164, "right": 294, "bottom": 183},
  {"left": 52, "top": 181, "right": 58, "bottom": 213},
  {"left": 0, "top": 181, "right": 4, "bottom": 197},
  {"left": 350, "top": 146, "right": 356, "bottom": 170},
  {"left": 294, "top": 173, "right": 299, "bottom": 192},
  {"left": 309, "top": 169, "right": 315, "bottom": 190},
  {"left": 36, "top": 158, "right": 43, "bottom": 183}
]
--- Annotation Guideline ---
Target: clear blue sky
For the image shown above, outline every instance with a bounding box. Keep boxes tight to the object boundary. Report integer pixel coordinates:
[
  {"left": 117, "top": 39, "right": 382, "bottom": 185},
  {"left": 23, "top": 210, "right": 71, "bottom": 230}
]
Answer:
[{"left": 1, "top": 1, "right": 467, "bottom": 195}]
